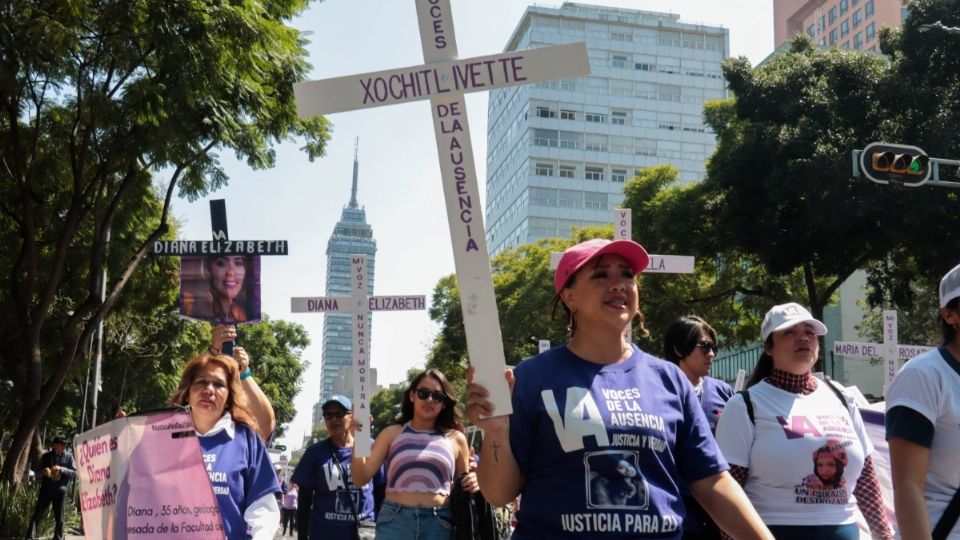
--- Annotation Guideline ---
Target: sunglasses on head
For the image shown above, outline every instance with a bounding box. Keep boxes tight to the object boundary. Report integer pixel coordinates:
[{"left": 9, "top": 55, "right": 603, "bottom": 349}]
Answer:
[
  {"left": 322, "top": 409, "right": 349, "bottom": 420},
  {"left": 414, "top": 387, "right": 448, "bottom": 404},
  {"left": 695, "top": 340, "right": 717, "bottom": 354}
]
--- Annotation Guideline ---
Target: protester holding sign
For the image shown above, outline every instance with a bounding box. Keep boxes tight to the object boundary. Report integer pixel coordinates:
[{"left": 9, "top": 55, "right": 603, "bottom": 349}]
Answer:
[
  {"left": 465, "top": 238, "right": 771, "bottom": 539},
  {"left": 351, "top": 369, "right": 479, "bottom": 540},
  {"left": 171, "top": 353, "right": 280, "bottom": 539},
  {"left": 25, "top": 435, "right": 76, "bottom": 540},
  {"left": 715, "top": 303, "right": 893, "bottom": 540},
  {"left": 886, "top": 263, "right": 960, "bottom": 540},
  {"left": 292, "top": 395, "right": 384, "bottom": 540},
  {"left": 210, "top": 323, "right": 276, "bottom": 441},
  {"left": 663, "top": 316, "right": 734, "bottom": 540}
]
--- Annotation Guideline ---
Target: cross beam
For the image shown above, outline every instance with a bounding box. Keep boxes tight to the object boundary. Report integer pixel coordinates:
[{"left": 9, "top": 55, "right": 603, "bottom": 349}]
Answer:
[
  {"left": 832, "top": 310, "right": 933, "bottom": 396},
  {"left": 293, "top": 0, "right": 591, "bottom": 416},
  {"left": 291, "top": 255, "right": 426, "bottom": 456}
]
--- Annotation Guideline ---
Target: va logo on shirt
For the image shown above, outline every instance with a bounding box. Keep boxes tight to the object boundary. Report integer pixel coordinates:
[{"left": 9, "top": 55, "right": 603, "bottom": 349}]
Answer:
[{"left": 542, "top": 387, "right": 609, "bottom": 452}]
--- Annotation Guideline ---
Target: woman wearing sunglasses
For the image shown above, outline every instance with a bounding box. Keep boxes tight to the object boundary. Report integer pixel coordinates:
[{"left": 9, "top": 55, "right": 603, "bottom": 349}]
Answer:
[
  {"left": 351, "top": 368, "right": 479, "bottom": 540},
  {"left": 464, "top": 238, "right": 771, "bottom": 539},
  {"left": 663, "top": 316, "right": 734, "bottom": 540}
]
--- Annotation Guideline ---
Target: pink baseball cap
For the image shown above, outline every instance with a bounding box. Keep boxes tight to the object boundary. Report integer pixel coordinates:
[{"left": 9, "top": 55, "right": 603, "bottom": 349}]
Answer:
[{"left": 554, "top": 239, "right": 650, "bottom": 293}]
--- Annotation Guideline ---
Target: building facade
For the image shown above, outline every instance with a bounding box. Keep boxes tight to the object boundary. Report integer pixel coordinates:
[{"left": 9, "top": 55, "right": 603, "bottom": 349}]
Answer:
[
  {"left": 485, "top": 2, "right": 729, "bottom": 255},
  {"left": 773, "top": 0, "right": 907, "bottom": 51},
  {"left": 314, "top": 148, "right": 376, "bottom": 433}
]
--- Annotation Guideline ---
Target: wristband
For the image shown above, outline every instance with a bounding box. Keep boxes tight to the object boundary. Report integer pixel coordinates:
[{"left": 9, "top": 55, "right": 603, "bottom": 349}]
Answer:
[{"left": 240, "top": 368, "right": 253, "bottom": 381}]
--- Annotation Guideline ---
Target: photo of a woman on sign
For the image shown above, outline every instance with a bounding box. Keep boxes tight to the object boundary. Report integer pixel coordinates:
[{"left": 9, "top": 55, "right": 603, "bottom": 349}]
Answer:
[{"left": 180, "top": 255, "right": 261, "bottom": 324}]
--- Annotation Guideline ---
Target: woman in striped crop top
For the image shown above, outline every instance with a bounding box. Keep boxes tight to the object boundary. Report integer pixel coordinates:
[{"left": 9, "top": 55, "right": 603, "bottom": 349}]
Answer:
[{"left": 351, "top": 368, "right": 479, "bottom": 540}]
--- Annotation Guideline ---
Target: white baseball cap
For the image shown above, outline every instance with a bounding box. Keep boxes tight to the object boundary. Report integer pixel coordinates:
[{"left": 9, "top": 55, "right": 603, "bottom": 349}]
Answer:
[
  {"left": 940, "top": 263, "right": 960, "bottom": 308},
  {"left": 760, "top": 302, "right": 828, "bottom": 341}
]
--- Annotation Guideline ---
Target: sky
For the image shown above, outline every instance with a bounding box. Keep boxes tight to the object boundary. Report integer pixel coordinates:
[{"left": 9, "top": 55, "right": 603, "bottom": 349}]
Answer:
[{"left": 169, "top": 0, "right": 774, "bottom": 453}]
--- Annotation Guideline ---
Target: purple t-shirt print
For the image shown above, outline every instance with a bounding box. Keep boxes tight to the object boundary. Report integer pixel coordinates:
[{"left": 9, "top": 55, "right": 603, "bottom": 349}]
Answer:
[{"left": 509, "top": 345, "right": 727, "bottom": 539}]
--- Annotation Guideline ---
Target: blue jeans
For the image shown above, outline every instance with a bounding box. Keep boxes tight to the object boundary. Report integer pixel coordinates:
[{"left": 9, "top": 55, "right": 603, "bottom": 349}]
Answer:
[
  {"left": 376, "top": 500, "right": 454, "bottom": 540},
  {"left": 767, "top": 523, "right": 859, "bottom": 540}
]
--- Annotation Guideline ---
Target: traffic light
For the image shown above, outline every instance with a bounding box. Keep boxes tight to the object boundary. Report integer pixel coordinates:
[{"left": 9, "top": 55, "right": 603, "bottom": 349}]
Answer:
[{"left": 860, "top": 142, "right": 931, "bottom": 185}]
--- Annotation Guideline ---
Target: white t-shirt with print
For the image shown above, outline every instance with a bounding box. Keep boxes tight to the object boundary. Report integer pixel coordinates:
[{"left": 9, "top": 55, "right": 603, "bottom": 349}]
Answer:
[
  {"left": 716, "top": 380, "right": 873, "bottom": 526},
  {"left": 887, "top": 348, "right": 960, "bottom": 539}
]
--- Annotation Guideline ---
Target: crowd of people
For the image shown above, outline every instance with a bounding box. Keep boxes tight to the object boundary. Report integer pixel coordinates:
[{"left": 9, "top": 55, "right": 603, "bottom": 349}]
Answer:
[{"left": 25, "top": 240, "right": 960, "bottom": 540}]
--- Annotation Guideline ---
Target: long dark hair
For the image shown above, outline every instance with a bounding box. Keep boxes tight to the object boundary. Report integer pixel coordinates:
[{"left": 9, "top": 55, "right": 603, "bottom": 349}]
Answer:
[
  {"left": 745, "top": 336, "right": 775, "bottom": 388},
  {"left": 396, "top": 369, "right": 464, "bottom": 434},
  {"left": 941, "top": 297, "right": 959, "bottom": 346},
  {"left": 662, "top": 315, "right": 717, "bottom": 363}
]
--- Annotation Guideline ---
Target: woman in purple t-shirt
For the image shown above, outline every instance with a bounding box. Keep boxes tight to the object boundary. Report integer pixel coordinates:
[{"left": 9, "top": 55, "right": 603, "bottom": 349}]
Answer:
[{"left": 464, "top": 238, "right": 772, "bottom": 539}]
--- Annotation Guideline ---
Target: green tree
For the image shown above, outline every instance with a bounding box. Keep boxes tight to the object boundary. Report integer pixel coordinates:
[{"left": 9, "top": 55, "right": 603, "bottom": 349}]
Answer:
[
  {"left": 0, "top": 0, "right": 330, "bottom": 483},
  {"left": 622, "top": 164, "right": 813, "bottom": 352},
  {"left": 692, "top": 35, "right": 958, "bottom": 329}
]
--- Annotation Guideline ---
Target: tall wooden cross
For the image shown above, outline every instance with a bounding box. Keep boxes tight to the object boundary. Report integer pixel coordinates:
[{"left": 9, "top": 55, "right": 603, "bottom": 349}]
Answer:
[
  {"left": 291, "top": 255, "right": 426, "bottom": 456},
  {"left": 293, "top": 0, "right": 591, "bottom": 416},
  {"left": 832, "top": 310, "right": 933, "bottom": 396}
]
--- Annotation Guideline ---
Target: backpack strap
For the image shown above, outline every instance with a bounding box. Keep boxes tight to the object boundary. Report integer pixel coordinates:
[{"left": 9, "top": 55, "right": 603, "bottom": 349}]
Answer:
[
  {"left": 822, "top": 378, "right": 852, "bottom": 412},
  {"left": 933, "top": 486, "right": 960, "bottom": 540},
  {"left": 740, "top": 389, "right": 755, "bottom": 425}
]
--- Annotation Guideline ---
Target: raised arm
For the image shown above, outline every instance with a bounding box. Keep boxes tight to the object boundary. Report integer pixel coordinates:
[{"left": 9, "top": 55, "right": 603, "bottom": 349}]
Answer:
[
  {"left": 465, "top": 368, "right": 522, "bottom": 507},
  {"left": 351, "top": 424, "right": 400, "bottom": 488},
  {"left": 211, "top": 325, "right": 276, "bottom": 441}
]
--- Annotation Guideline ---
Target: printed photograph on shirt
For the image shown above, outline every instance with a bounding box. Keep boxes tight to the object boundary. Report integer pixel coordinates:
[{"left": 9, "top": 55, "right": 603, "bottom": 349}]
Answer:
[
  {"left": 585, "top": 450, "right": 649, "bottom": 510},
  {"left": 795, "top": 438, "right": 851, "bottom": 504},
  {"left": 334, "top": 488, "right": 363, "bottom": 514}
]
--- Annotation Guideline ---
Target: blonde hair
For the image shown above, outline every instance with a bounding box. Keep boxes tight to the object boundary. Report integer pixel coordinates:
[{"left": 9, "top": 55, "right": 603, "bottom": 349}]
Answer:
[{"left": 170, "top": 352, "right": 260, "bottom": 435}]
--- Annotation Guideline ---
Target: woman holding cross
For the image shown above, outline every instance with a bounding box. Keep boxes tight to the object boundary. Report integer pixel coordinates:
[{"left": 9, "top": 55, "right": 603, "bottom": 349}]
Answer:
[{"left": 464, "top": 238, "right": 771, "bottom": 539}]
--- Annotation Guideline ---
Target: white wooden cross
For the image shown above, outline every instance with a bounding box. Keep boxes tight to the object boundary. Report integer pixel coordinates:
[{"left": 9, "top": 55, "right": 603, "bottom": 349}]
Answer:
[
  {"left": 832, "top": 310, "right": 933, "bottom": 396},
  {"left": 290, "top": 255, "right": 426, "bottom": 456},
  {"left": 293, "top": 0, "right": 591, "bottom": 416},
  {"left": 549, "top": 209, "right": 696, "bottom": 273}
]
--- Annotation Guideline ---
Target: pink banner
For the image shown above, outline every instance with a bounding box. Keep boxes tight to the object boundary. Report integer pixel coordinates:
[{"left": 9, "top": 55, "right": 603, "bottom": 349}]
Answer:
[{"left": 75, "top": 409, "right": 225, "bottom": 539}]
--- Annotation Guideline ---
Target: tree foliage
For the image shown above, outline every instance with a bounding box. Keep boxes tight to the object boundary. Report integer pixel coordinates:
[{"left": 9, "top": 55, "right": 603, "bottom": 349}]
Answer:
[{"left": 0, "top": 0, "right": 329, "bottom": 483}]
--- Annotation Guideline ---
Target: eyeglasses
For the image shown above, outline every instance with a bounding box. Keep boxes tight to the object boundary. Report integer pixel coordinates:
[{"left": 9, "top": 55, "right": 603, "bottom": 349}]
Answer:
[
  {"left": 322, "top": 409, "right": 349, "bottom": 420},
  {"left": 414, "top": 388, "right": 449, "bottom": 404},
  {"left": 695, "top": 341, "right": 717, "bottom": 354}
]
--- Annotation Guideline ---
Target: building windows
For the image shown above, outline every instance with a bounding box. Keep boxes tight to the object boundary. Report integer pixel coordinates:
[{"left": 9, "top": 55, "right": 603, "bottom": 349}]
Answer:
[
  {"left": 610, "top": 31, "right": 632, "bottom": 42},
  {"left": 611, "top": 55, "right": 628, "bottom": 68},
  {"left": 585, "top": 112, "right": 606, "bottom": 123},
  {"left": 611, "top": 169, "right": 627, "bottom": 183},
  {"left": 536, "top": 106, "right": 555, "bottom": 119},
  {"left": 558, "top": 165, "right": 576, "bottom": 178},
  {"left": 560, "top": 109, "right": 577, "bottom": 120},
  {"left": 865, "top": 0, "right": 874, "bottom": 17},
  {"left": 841, "top": 20, "right": 850, "bottom": 37},
  {"left": 634, "top": 62, "right": 654, "bottom": 71},
  {"left": 901, "top": 7, "right": 908, "bottom": 23},
  {"left": 853, "top": 31, "right": 863, "bottom": 49},
  {"left": 584, "top": 134, "right": 608, "bottom": 152},
  {"left": 585, "top": 166, "right": 604, "bottom": 181},
  {"left": 840, "top": 0, "right": 848, "bottom": 14},
  {"left": 532, "top": 128, "right": 558, "bottom": 147},
  {"left": 819, "top": 37, "right": 827, "bottom": 46},
  {"left": 853, "top": 9, "right": 862, "bottom": 27},
  {"left": 611, "top": 111, "right": 628, "bottom": 125},
  {"left": 584, "top": 192, "right": 608, "bottom": 210},
  {"left": 818, "top": 16, "right": 826, "bottom": 33},
  {"left": 842, "top": 41, "right": 850, "bottom": 49},
  {"left": 866, "top": 22, "right": 876, "bottom": 41},
  {"left": 829, "top": 7, "right": 838, "bottom": 23},
  {"left": 558, "top": 131, "right": 580, "bottom": 149},
  {"left": 830, "top": 28, "right": 838, "bottom": 44},
  {"left": 535, "top": 163, "right": 554, "bottom": 176},
  {"left": 807, "top": 24, "right": 815, "bottom": 38}
]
